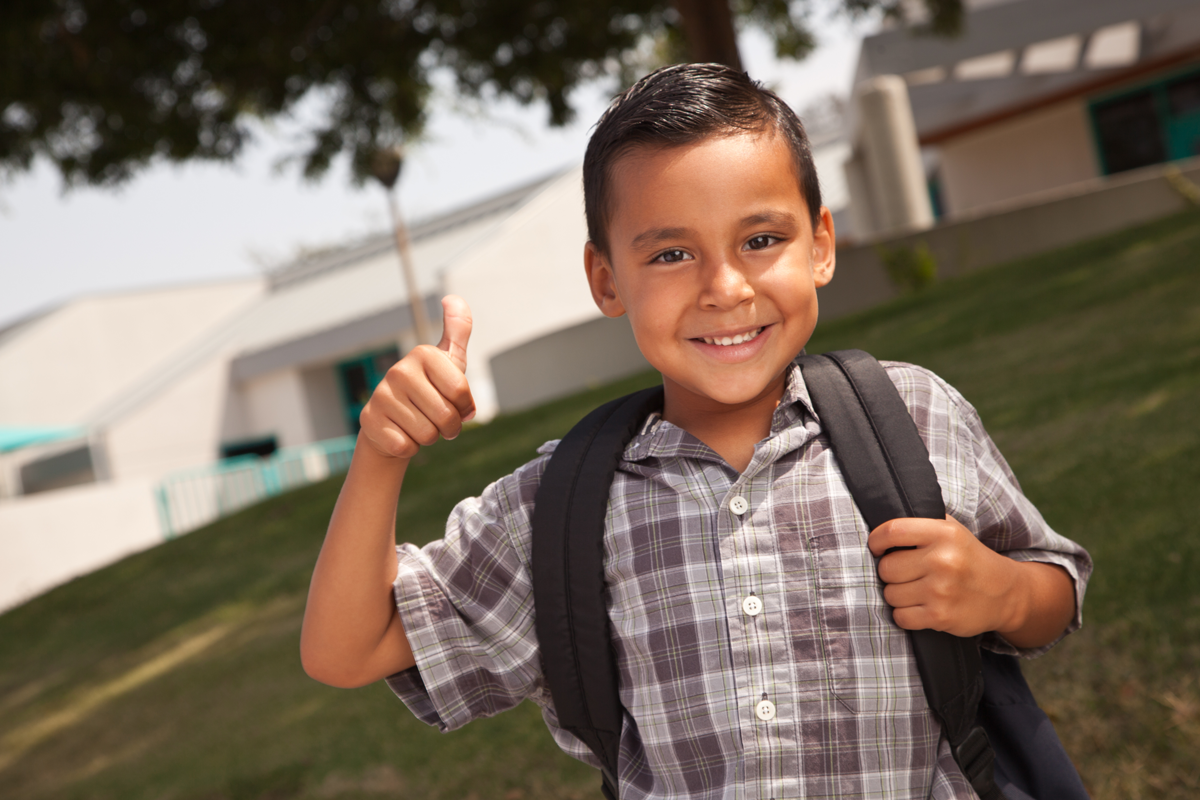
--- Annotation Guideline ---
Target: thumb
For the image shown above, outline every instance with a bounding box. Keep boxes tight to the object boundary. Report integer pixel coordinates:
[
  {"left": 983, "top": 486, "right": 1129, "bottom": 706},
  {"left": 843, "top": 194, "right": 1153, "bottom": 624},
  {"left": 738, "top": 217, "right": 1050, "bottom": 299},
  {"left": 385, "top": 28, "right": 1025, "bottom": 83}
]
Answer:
[{"left": 437, "top": 294, "right": 472, "bottom": 373}]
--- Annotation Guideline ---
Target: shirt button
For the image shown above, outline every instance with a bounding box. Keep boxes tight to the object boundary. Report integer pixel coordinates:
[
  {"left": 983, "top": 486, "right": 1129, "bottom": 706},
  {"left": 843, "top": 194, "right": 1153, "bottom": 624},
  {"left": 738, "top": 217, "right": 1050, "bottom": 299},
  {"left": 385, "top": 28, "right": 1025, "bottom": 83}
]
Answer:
[
  {"left": 742, "top": 595, "right": 763, "bottom": 616},
  {"left": 756, "top": 698, "right": 776, "bottom": 721},
  {"left": 729, "top": 495, "right": 749, "bottom": 515}
]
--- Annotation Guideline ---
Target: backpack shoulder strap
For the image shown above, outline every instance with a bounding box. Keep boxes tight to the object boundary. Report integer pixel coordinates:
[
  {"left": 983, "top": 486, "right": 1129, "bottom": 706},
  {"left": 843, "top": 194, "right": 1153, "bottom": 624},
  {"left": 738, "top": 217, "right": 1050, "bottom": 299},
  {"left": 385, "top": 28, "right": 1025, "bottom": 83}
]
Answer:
[
  {"left": 797, "top": 350, "right": 1003, "bottom": 800},
  {"left": 531, "top": 385, "right": 664, "bottom": 800}
]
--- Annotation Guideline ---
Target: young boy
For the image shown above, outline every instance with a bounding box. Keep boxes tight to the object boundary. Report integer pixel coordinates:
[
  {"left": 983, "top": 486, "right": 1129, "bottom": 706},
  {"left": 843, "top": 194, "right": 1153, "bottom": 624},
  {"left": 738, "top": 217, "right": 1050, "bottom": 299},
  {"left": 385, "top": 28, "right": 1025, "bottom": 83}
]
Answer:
[{"left": 301, "top": 64, "right": 1091, "bottom": 799}]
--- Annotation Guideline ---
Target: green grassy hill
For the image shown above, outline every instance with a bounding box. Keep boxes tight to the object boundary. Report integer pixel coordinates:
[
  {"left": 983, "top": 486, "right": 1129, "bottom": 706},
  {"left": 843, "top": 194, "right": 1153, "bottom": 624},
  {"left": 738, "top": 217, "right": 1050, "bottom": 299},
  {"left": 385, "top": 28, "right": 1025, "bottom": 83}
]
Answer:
[{"left": 2, "top": 211, "right": 1198, "bottom": 799}]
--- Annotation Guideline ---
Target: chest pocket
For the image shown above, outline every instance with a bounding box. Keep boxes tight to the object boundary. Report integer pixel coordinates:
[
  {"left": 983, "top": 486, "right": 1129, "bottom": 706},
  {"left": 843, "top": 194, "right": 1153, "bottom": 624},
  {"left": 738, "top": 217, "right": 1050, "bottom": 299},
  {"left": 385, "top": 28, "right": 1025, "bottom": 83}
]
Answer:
[{"left": 806, "top": 498, "right": 926, "bottom": 716}]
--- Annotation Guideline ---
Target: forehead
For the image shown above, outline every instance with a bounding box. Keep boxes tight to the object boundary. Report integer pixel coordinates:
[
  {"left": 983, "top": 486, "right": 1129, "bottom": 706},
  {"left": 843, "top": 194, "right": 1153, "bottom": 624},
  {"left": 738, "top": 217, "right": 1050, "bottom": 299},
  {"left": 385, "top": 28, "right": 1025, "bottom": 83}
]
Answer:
[{"left": 605, "top": 131, "right": 809, "bottom": 239}]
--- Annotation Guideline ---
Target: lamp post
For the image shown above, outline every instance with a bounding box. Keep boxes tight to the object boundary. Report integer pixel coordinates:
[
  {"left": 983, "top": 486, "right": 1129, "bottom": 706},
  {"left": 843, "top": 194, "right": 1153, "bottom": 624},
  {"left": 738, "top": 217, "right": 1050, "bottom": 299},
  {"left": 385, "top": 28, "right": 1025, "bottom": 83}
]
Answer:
[{"left": 371, "top": 145, "right": 432, "bottom": 347}]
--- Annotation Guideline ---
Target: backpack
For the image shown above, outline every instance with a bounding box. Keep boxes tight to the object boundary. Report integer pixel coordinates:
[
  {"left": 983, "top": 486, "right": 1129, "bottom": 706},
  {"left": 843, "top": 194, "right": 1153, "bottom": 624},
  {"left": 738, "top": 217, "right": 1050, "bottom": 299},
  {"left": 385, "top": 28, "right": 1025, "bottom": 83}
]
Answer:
[{"left": 531, "top": 350, "right": 1089, "bottom": 800}]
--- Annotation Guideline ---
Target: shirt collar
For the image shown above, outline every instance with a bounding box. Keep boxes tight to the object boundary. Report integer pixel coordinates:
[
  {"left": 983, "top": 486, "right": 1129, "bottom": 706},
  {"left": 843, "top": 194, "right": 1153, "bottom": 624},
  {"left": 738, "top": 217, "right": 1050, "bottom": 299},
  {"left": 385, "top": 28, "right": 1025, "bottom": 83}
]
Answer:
[{"left": 624, "top": 356, "right": 818, "bottom": 462}]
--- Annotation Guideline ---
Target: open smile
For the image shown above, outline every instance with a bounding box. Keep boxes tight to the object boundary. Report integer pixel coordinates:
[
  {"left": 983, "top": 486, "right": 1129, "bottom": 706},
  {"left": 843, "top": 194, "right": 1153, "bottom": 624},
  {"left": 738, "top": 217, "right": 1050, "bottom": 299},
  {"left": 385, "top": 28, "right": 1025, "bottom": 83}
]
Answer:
[{"left": 696, "top": 326, "right": 765, "bottom": 347}]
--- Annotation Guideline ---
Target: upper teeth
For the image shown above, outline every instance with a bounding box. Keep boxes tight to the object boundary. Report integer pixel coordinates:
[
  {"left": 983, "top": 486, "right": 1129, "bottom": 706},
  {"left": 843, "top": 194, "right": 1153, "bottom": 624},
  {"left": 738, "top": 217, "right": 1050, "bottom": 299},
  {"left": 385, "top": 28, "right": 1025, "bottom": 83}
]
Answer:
[{"left": 702, "top": 328, "right": 763, "bottom": 346}]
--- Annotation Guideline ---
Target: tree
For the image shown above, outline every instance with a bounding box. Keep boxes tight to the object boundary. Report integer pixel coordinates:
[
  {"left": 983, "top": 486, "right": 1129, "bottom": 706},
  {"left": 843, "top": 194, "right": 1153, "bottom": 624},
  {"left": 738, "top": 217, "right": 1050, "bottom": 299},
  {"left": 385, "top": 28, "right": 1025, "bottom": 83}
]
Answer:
[{"left": 0, "top": 0, "right": 960, "bottom": 190}]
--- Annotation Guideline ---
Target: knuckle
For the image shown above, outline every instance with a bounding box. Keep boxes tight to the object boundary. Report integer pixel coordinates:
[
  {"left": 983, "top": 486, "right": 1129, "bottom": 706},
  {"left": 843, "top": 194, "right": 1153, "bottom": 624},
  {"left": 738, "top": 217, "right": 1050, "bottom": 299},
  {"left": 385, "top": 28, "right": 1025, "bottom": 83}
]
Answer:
[{"left": 432, "top": 404, "right": 458, "bottom": 430}]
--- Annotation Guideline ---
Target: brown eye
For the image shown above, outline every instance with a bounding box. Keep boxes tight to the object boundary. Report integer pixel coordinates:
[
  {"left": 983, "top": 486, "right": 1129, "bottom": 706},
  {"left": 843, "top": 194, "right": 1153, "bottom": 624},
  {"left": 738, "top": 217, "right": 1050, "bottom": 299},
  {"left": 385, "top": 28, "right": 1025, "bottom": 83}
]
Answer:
[
  {"left": 745, "top": 235, "right": 778, "bottom": 251},
  {"left": 654, "top": 248, "right": 690, "bottom": 263}
]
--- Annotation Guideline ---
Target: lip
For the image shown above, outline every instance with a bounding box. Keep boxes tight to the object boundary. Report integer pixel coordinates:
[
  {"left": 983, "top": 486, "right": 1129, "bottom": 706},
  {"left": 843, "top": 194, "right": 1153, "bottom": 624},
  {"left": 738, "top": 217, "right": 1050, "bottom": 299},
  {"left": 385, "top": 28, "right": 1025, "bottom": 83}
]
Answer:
[{"left": 689, "top": 323, "right": 773, "bottom": 362}]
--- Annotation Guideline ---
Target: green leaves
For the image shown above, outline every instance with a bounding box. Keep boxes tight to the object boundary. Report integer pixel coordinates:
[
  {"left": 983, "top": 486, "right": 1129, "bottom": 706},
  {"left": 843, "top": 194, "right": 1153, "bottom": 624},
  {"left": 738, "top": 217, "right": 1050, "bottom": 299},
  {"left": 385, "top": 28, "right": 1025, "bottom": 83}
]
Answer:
[{"left": 0, "top": 0, "right": 961, "bottom": 189}]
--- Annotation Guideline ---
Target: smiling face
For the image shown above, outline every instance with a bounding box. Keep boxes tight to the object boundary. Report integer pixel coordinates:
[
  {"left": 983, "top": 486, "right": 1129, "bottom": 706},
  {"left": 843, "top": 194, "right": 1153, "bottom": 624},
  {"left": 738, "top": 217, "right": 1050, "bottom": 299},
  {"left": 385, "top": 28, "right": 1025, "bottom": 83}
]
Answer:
[{"left": 584, "top": 130, "right": 835, "bottom": 429}]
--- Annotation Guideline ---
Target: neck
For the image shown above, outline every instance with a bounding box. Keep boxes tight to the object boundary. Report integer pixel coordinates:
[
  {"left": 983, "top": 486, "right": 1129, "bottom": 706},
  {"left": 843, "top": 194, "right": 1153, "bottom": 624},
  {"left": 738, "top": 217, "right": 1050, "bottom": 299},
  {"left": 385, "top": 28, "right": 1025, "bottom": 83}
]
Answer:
[{"left": 662, "top": 372, "right": 786, "bottom": 473}]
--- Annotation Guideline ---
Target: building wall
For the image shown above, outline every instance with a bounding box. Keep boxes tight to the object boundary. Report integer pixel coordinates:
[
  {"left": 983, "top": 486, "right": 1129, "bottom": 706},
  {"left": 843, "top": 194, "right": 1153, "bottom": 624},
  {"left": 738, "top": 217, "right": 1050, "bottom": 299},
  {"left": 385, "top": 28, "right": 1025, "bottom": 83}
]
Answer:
[
  {"left": 490, "top": 316, "right": 651, "bottom": 413},
  {"left": 938, "top": 99, "right": 1100, "bottom": 216},
  {"left": 444, "top": 168, "right": 602, "bottom": 420},
  {"left": 822, "top": 155, "right": 1200, "bottom": 321},
  {"left": 0, "top": 279, "right": 262, "bottom": 427},
  {"left": 0, "top": 477, "right": 161, "bottom": 612},
  {"left": 240, "top": 368, "right": 316, "bottom": 449},
  {"left": 301, "top": 364, "right": 351, "bottom": 441},
  {"left": 103, "top": 354, "right": 235, "bottom": 481}
]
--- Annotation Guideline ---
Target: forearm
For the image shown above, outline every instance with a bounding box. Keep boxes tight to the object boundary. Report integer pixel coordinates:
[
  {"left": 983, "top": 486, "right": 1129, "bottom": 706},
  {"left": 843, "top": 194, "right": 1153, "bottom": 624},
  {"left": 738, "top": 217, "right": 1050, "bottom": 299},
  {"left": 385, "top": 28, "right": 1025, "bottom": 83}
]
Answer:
[
  {"left": 995, "top": 560, "right": 1076, "bottom": 650},
  {"left": 301, "top": 437, "right": 416, "bottom": 687}
]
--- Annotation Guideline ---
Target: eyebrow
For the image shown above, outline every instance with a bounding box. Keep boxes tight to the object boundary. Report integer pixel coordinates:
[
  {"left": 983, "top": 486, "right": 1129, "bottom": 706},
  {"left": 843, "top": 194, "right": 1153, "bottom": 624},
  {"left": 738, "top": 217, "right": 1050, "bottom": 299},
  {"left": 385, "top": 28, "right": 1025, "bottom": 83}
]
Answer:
[
  {"left": 742, "top": 210, "right": 798, "bottom": 228},
  {"left": 630, "top": 226, "right": 692, "bottom": 250}
]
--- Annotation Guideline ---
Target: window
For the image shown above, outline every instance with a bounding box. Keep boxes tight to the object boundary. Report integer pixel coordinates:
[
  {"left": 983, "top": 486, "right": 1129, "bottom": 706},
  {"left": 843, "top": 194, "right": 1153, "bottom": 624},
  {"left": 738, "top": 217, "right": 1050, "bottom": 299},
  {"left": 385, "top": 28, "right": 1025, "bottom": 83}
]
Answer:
[
  {"left": 1092, "top": 90, "right": 1165, "bottom": 174},
  {"left": 221, "top": 436, "right": 278, "bottom": 460},
  {"left": 1090, "top": 65, "right": 1200, "bottom": 175}
]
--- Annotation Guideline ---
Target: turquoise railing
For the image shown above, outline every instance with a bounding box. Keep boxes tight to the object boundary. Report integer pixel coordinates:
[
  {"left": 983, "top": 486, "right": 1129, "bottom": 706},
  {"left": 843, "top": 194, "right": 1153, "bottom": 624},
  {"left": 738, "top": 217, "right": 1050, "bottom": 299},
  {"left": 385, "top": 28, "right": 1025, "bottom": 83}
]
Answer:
[{"left": 154, "top": 435, "right": 357, "bottom": 539}]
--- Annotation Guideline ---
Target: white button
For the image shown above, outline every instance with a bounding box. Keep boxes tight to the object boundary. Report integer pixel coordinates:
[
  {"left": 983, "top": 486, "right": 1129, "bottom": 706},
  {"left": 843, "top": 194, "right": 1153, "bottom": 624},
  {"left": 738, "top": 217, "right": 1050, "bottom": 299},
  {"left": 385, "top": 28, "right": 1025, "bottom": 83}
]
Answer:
[
  {"left": 742, "top": 595, "right": 763, "bottom": 616},
  {"left": 756, "top": 699, "right": 776, "bottom": 721},
  {"left": 730, "top": 495, "right": 749, "bottom": 515}
]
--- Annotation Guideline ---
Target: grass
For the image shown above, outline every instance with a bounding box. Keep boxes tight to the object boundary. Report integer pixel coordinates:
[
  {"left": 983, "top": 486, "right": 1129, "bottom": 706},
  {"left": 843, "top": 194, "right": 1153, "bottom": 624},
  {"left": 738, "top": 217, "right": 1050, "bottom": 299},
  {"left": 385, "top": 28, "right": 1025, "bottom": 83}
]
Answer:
[{"left": 2, "top": 210, "right": 1198, "bottom": 799}]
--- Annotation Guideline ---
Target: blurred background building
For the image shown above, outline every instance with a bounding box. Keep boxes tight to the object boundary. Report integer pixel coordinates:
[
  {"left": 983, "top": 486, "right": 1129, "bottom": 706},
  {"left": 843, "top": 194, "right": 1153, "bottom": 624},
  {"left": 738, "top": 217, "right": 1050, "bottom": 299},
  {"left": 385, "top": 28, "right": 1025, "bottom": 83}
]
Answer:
[{"left": 844, "top": 0, "right": 1200, "bottom": 238}]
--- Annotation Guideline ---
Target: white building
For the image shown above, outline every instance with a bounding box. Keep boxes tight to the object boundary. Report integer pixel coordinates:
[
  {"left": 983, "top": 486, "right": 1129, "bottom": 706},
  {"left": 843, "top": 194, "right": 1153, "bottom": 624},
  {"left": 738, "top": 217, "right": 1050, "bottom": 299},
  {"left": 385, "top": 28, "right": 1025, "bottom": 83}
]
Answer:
[
  {"left": 844, "top": 0, "right": 1200, "bottom": 236},
  {"left": 0, "top": 167, "right": 661, "bottom": 610},
  {"left": 0, "top": 167, "right": 659, "bottom": 500}
]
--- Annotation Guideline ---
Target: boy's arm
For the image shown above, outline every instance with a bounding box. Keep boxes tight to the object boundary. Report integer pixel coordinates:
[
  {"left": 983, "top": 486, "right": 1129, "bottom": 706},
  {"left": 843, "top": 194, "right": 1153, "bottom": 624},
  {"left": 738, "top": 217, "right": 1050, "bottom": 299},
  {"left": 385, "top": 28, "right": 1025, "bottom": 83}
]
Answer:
[
  {"left": 300, "top": 296, "right": 475, "bottom": 688},
  {"left": 867, "top": 517, "right": 1076, "bottom": 649}
]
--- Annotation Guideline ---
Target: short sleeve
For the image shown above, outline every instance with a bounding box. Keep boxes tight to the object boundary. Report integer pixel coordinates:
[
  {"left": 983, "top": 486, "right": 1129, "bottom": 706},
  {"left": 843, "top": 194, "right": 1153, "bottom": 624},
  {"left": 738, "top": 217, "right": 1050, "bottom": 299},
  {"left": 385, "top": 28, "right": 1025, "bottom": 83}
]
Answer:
[
  {"left": 883, "top": 363, "right": 1093, "bottom": 658},
  {"left": 385, "top": 450, "right": 555, "bottom": 730}
]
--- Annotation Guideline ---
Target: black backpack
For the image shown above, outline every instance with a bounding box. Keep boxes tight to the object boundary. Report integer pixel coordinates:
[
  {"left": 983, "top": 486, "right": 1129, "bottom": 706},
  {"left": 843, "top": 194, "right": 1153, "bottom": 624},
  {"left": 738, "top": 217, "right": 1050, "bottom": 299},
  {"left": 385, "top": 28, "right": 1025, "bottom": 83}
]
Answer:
[{"left": 531, "top": 350, "right": 1088, "bottom": 800}]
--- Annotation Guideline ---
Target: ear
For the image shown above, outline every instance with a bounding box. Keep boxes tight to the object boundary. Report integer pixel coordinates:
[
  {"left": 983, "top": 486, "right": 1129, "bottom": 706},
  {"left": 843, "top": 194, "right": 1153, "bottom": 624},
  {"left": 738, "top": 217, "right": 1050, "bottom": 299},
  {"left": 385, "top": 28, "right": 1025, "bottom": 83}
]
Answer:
[
  {"left": 811, "top": 205, "right": 836, "bottom": 288},
  {"left": 584, "top": 241, "right": 627, "bottom": 318}
]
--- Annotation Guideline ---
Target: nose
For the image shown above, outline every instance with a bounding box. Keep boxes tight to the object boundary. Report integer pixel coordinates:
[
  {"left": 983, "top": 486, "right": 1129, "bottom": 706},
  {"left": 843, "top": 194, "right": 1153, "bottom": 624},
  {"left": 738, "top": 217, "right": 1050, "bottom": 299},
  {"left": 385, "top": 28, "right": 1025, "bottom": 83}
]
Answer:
[{"left": 699, "top": 256, "right": 754, "bottom": 310}]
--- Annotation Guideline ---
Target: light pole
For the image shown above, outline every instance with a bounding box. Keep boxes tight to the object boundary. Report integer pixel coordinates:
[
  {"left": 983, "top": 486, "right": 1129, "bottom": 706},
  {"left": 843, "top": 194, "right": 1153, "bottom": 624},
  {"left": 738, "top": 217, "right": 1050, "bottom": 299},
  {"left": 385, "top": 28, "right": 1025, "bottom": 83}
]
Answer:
[{"left": 371, "top": 145, "right": 432, "bottom": 347}]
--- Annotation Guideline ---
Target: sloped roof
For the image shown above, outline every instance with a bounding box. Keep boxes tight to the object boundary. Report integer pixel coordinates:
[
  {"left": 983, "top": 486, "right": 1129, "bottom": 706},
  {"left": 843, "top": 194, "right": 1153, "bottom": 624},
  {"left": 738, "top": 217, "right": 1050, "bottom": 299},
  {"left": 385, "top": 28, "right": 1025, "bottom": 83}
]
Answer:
[
  {"left": 84, "top": 167, "right": 576, "bottom": 426},
  {"left": 857, "top": 0, "right": 1200, "bottom": 142},
  {"left": 230, "top": 167, "right": 571, "bottom": 361}
]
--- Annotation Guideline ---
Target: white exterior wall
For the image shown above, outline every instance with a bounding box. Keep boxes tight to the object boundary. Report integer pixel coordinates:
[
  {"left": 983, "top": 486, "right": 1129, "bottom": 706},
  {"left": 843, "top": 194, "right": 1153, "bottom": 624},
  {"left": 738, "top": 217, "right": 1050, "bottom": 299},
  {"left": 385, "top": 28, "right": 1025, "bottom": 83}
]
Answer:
[
  {"left": 0, "top": 477, "right": 161, "bottom": 612},
  {"left": 301, "top": 364, "right": 351, "bottom": 441},
  {"left": 0, "top": 279, "right": 263, "bottom": 427},
  {"left": 102, "top": 354, "right": 235, "bottom": 480},
  {"left": 444, "top": 168, "right": 599, "bottom": 420},
  {"left": 240, "top": 368, "right": 316, "bottom": 448},
  {"left": 938, "top": 99, "right": 1100, "bottom": 216}
]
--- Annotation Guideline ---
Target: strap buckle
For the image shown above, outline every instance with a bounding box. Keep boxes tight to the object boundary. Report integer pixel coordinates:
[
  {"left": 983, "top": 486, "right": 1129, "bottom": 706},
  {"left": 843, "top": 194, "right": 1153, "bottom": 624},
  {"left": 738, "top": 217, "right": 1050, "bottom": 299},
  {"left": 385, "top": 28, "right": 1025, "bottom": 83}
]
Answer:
[{"left": 954, "top": 726, "right": 1004, "bottom": 800}]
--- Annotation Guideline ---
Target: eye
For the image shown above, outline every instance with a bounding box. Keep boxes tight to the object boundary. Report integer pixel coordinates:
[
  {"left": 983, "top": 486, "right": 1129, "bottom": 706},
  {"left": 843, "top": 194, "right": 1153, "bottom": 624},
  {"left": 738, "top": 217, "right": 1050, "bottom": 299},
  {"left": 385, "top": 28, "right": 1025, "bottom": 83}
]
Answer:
[
  {"left": 744, "top": 234, "right": 780, "bottom": 251},
  {"left": 652, "top": 248, "right": 692, "bottom": 264}
]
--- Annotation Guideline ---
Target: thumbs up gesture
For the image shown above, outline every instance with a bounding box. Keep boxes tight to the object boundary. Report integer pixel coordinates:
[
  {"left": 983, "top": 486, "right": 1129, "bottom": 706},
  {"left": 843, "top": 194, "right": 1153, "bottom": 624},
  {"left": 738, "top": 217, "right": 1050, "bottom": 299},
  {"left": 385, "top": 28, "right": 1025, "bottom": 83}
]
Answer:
[{"left": 359, "top": 295, "right": 476, "bottom": 459}]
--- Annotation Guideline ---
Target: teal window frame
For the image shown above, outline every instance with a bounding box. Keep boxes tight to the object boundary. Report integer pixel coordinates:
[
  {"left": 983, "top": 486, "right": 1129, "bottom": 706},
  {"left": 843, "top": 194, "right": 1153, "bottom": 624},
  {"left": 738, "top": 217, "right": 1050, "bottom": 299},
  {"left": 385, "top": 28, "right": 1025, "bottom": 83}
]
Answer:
[{"left": 1089, "top": 63, "right": 1200, "bottom": 175}]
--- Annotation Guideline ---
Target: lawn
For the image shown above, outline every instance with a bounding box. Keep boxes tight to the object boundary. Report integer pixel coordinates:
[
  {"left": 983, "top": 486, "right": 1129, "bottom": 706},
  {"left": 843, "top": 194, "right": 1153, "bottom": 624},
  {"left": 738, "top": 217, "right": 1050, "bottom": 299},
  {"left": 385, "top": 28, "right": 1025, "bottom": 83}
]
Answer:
[{"left": 1, "top": 210, "right": 1198, "bottom": 799}]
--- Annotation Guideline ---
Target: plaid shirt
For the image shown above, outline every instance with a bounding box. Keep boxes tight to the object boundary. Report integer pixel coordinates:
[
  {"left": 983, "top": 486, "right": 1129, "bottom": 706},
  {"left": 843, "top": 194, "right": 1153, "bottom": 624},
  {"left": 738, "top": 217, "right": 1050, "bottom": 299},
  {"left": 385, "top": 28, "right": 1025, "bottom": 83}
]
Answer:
[{"left": 386, "top": 360, "right": 1092, "bottom": 799}]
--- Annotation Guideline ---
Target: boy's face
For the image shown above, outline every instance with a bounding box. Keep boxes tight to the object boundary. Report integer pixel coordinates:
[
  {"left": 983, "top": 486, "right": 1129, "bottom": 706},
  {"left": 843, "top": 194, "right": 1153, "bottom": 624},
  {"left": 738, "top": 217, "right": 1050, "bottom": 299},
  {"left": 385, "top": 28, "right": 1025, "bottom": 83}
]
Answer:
[{"left": 585, "top": 130, "right": 835, "bottom": 423}]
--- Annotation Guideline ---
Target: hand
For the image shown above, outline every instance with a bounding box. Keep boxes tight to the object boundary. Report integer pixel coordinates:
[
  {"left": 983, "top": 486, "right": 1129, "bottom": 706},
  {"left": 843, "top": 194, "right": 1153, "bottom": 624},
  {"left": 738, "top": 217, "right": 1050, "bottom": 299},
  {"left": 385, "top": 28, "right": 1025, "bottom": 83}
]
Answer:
[
  {"left": 867, "top": 516, "right": 1022, "bottom": 638},
  {"left": 358, "top": 295, "right": 476, "bottom": 459}
]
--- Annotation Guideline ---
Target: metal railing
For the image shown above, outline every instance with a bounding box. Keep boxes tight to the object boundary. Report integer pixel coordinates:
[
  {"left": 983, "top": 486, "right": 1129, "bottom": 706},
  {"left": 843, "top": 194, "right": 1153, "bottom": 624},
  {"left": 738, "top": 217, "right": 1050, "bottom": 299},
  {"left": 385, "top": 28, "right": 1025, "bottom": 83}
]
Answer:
[{"left": 155, "top": 436, "right": 357, "bottom": 538}]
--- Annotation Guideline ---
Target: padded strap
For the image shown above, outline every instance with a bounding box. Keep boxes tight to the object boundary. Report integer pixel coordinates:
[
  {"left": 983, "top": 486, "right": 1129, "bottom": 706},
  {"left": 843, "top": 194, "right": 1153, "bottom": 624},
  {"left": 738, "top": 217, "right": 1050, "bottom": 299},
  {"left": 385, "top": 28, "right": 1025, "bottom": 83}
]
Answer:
[
  {"left": 532, "top": 385, "right": 664, "bottom": 800},
  {"left": 798, "top": 351, "right": 1001, "bottom": 800}
]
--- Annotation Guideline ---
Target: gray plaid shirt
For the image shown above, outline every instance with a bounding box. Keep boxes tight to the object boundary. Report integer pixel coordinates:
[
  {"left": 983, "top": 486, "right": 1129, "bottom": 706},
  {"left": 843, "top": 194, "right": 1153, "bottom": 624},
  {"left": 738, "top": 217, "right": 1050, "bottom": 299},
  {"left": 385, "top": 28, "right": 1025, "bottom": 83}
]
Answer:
[{"left": 387, "top": 360, "right": 1091, "bottom": 799}]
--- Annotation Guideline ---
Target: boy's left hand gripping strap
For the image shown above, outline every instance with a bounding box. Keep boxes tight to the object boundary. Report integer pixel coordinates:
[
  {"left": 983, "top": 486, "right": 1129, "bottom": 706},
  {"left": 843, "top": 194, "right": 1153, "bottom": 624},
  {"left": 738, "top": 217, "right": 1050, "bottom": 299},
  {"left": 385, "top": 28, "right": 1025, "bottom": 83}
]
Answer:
[{"left": 532, "top": 386, "right": 664, "bottom": 800}]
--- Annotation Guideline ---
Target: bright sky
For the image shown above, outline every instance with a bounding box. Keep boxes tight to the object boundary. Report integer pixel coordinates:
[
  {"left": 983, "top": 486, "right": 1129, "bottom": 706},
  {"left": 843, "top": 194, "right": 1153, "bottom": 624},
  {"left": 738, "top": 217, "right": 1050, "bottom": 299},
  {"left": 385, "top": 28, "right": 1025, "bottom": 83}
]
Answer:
[{"left": 0, "top": 14, "right": 869, "bottom": 329}]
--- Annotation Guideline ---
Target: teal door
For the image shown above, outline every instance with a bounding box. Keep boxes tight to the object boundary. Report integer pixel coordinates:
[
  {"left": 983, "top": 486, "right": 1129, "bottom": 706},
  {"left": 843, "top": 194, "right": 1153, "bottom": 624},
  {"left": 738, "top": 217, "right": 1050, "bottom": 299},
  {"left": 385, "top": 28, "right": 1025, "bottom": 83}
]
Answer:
[
  {"left": 337, "top": 347, "right": 400, "bottom": 434},
  {"left": 1165, "top": 72, "right": 1200, "bottom": 160}
]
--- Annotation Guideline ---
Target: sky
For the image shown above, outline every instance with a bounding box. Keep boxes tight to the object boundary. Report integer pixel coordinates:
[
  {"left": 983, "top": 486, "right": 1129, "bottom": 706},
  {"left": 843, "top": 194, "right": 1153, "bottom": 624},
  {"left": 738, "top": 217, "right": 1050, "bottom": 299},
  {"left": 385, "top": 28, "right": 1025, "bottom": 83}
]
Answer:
[{"left": 0, "top": 12, "right": 870, "bottom": 329}]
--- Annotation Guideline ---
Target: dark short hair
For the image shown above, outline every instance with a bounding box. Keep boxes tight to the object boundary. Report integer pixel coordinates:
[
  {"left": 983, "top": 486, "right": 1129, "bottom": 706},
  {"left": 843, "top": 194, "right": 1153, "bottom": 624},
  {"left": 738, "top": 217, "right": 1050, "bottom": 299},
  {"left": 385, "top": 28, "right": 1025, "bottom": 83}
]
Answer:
[{"left": 583, "top": 63, "right": 822, "bottom": 255}]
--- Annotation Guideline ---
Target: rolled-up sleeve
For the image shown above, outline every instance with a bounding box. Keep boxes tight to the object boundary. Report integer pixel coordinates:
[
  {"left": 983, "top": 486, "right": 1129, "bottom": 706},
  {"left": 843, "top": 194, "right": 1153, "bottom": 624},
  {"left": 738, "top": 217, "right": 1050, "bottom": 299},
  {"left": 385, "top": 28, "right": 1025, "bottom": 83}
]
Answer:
[
  {"left": 385, "top": 448, "right": 556, "bottom": 730},
  {"left": 886, "top": 363, "right": 1093, "bottom": 658},
  {"left": 962, "top": 398, "right": 1092, "bottom": 657}
]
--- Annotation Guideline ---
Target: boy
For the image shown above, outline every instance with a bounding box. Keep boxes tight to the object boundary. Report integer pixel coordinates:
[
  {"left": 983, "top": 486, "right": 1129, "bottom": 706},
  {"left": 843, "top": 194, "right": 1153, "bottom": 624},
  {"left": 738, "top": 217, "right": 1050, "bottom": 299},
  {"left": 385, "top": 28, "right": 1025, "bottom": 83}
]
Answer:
[{"left": 301, "top": 64, "right": 1091, "bottom": 799}]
